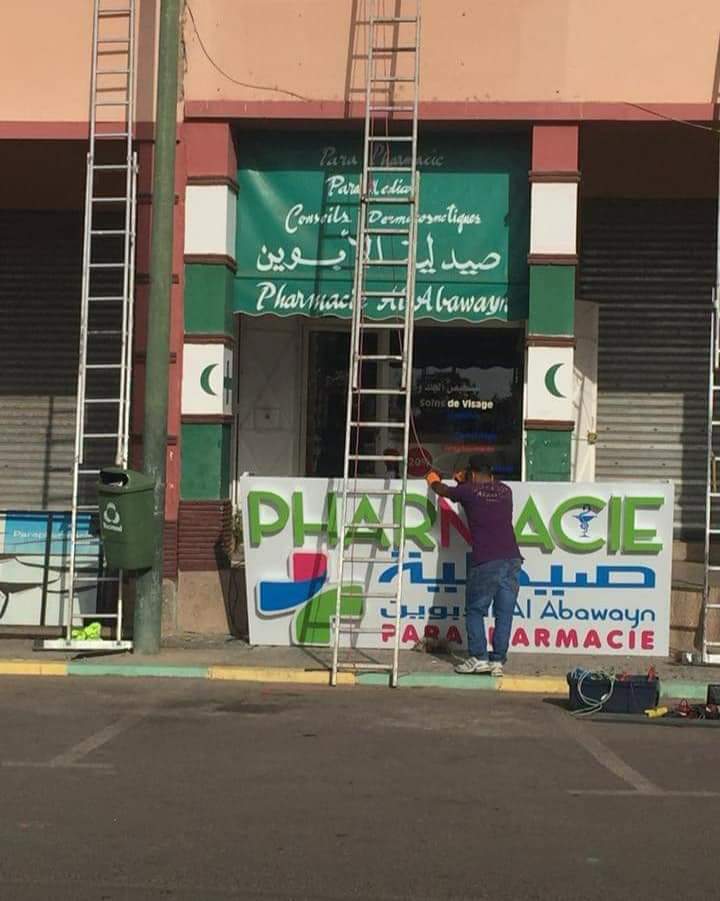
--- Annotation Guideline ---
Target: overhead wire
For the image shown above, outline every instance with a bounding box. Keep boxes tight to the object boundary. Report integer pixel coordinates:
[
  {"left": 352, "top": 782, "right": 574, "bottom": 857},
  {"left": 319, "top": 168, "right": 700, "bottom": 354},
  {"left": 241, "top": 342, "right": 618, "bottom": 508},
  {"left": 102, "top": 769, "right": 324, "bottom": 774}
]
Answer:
[
  {"left": 623, "top": 101, "right": 720, "bottom": 135},
  {"left": 185, "top": 4, "right": 315, "bottom": 102}
]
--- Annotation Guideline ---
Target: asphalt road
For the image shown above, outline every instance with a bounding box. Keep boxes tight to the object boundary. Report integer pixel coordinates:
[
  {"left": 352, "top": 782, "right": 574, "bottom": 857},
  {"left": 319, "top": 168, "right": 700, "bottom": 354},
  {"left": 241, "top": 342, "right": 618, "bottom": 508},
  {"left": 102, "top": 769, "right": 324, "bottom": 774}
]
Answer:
[{"left": 0, "top": 677, "right": 718, "bottom": 901}]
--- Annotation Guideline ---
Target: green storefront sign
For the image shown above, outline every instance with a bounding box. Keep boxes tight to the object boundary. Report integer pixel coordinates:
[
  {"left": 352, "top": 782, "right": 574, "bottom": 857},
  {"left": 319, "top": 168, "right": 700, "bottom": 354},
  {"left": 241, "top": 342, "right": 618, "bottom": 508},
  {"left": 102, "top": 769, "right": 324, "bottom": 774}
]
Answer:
[{"left": 234, "top": 133, "right": 530, "bottom": 323}]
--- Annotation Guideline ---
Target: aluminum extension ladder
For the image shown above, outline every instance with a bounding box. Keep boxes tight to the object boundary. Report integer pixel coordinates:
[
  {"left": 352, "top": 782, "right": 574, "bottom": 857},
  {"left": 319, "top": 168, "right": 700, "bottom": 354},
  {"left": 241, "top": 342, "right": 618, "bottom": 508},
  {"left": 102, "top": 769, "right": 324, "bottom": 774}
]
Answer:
[
  {"left": 43, "top": 0, "right": 138, "bottom": 651},
  {"left": 331, "top": 1, "right": 422, "bottom": 687},
  {"left": 702, "top": 293, "right": 720, "bottom": 664}
]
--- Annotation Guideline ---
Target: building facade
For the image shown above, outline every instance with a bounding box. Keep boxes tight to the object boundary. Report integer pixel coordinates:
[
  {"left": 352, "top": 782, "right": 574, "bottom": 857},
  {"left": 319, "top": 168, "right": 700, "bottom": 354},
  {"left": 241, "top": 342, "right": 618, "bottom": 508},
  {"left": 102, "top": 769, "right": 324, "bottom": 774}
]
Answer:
[{"left": 1, "top": 0, "right": 718, "bottom": 639}]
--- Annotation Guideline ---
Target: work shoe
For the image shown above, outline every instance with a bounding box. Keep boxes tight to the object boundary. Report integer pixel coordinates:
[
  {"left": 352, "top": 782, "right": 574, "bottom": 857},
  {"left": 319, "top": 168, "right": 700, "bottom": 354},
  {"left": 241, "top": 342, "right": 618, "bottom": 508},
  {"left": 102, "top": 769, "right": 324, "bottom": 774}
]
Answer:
[
  {"left": 454, "top": 657, "right": 492, "bottom": 674},
  {"left": 489, "top": 662, "right": 504, "bottom": 677}
]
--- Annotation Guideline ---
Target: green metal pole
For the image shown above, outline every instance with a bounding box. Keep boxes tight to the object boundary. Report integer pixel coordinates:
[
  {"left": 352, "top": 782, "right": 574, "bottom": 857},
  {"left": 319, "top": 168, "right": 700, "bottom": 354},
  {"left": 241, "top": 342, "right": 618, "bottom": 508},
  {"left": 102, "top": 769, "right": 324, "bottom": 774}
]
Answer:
[{"left": 134, "top": 0, "right": 182, "bottom": 654}]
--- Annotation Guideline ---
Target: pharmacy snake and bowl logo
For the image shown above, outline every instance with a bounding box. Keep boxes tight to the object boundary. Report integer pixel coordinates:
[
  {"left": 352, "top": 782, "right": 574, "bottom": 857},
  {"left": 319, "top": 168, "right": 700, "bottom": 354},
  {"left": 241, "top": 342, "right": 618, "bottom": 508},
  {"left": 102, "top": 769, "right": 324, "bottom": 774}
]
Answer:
[
  {"left": 257, "top": 551, "right": 365, "bottom": 645},
  {"left": 574, "top": 505, "right": 597, "bottom": 539}
]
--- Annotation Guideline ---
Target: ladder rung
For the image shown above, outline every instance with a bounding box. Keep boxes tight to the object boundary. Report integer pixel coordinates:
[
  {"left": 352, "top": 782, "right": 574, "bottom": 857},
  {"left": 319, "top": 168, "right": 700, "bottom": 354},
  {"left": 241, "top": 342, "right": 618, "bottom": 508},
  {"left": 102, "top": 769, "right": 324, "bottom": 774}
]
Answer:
[
  {"left": 83, "top": 433, "right": 120, "bottom": 439},
  {"left": 97, "top": 38, "right": 131, "bottom": 43},
  {"left": 334, "top": 626, "right": 382, "bottom": 635},
  {"left": 371, "top": 76, "right": 415, "bottom": 83},
  {"left": 357, "top": 322, "right": 407, "bottom": 330},
  {"left": 95, "top": 101, "right": 130, "bottom": 106},
  {"left": 88, "top": 329, "right": 123, "bottom": 335},
  {"left": 367, "top": 166, "right": 413, "bottom": 173},
  {"left": 98, "top": 10, "right": 131, "bottom": 18},
  {"left": 78, "top": 468, "right": 102, "bottom": 474},
  {"left": 365, "top": 227, "right": 410, "bottom": 235},
  {"left": 75, "top": 576, "right": 119, "bottom": 583},
  {"left": 356, "top": 354, "right": 404, "bottom": 361},
  {"left": 335, "top": 662, "right": 394, "bottom": 671},
  {"left": 364, "top": 260, "right": 409, "bottom": 267},
  {"left": 367, "top": 135, "right": 414, "bottom": 142},
  {"left": 86, "top": 363, "right": 122, "bottom": 369},
  {"left": 89, "top": 296, "right": 125, "bottom": 302},
  {"left": 85, "top": 398, "right": 121, "bottom": 404},
  {"left": 76, "top": 504, "right": 99, "bottom": 511},
  {"left": 97, "top": 69, "right": 130, "bottom": 75},
  {"left": 344, "top": 520, "right": 402, "bottom": 530},
  {"left": 95, "top": 132, "right": 130, "bottom": 139},
  {"left": 91, "top": 229, "right": 127, "bottom": 235},
  {"left": 92, "top": 197, "right": 127, "bottom": 203},
  {"left": 351, "top": 420, "right": 404, "bottom": 427},
  {"left": 708, "top": 529, "right": 720, "bottom": 534},
  {"left": 364, "top": 198, "right": 414, "bottom": 207},
  {"left": 361, "top": 16, "right": 418, "bottom": 23},
  {"left": 364, "top": 197, "right": 414, "bottom": 205},
  {"left": 372, "top": 46, "right": 417, "bottom": 53},
  {"left": 369, "top": 106, "right": 415, "bottom": 113},
  {"left": 341, "top": 559, "right": 395, "bottom": 565},
  {"left": 92, "top": 164, "right": 128, "bottom": 171},
  {"left": 73, "top": 613, "right": 121, "bottom": 619},
  {"left": 362, "top": 289, "right": 407, "bottom": 297},
  {"left": 345, "top": 488, "right": 397, "bottom": 495},
  {"left": 707, "top": 565, "right": 720, "bottom": 571},
  {"left": 704, "top": 604, "right": 720, "bottom": 610},
  {"left": 354, "top": 388, "right": 407, "bottom": 395},
  {"left": 348, "top": 454, "right": 404, "bottom": 461},
  {"left": 89, "top": 263, "right": 125, "bottom": 268}
]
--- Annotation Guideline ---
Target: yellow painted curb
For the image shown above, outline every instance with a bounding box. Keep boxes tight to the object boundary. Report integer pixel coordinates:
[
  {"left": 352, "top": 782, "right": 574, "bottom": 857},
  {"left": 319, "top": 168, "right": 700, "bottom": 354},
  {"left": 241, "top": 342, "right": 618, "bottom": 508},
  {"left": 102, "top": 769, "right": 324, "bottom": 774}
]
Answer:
[
  {"left": 499, "top": 676, "right": 567, "bottom": 694},
  {"left": 0, "top": 660, "right": 68, "bottom": 677},
  {"left": 208, "top": 666, "right": 355, "bottom": 686}
]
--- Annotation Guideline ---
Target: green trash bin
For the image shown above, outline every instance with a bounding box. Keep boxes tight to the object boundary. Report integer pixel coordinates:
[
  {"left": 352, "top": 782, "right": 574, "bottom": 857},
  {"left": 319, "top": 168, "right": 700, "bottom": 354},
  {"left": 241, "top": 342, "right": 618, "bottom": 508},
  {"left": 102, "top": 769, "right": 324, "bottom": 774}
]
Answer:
[{"left": 97, "top": 467, "right": 155, "bottom": 570}]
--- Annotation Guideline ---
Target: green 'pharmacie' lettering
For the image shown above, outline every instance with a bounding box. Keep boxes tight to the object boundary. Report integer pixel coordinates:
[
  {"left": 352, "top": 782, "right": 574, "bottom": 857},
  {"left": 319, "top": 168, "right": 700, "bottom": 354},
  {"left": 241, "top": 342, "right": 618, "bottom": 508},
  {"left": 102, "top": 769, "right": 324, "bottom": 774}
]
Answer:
[
  {"left": 396, "top": 492, "right": 436, "bottom": 550},
  {"left": 292, "top": 491, "right": 338, "bottom": 547},
  {"left": 248, "top": 489, "right": 665, "bottom": 556},
  {"left": 550, "top": 495, "right": 606, "bottom": 553},
  {"left": 247, "top": 491, "right": 289, "bottom": 546},
  {"left": 622, "top": 496, "right": 663, "bottom": 554},
  {"left": 607, "top": 496, "right": 622, "bottom": 554},
  {"left": 249, "top": 489, "right": 437, "bottom": 550},
  {"left": 345, "top": 496, "right": 391, "bottom": 549},
  {"left": 515, "top": 494, "right": 664, "bottom": 556},
  {"left": 514, "top": 496, "right": 554, "bottom": 553}
]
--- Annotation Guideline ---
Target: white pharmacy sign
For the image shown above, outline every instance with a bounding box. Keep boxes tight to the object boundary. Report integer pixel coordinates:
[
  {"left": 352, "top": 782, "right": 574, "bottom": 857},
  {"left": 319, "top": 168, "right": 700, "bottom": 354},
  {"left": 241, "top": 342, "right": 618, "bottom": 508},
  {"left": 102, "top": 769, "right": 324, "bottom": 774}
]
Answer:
[{"left": 240, "top": 478, "right": 674, "bottom": 656}]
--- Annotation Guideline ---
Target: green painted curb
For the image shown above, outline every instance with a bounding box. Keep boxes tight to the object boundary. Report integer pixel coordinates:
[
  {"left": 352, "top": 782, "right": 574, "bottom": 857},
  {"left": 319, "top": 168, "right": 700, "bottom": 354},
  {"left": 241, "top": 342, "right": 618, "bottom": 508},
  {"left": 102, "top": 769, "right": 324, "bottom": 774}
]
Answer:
[
  {"left": 357, "top": 672, "right": 500, "bottom": 689},
  {"left": 660, "top": 681, "right": 708, "bottom": 701},
  {"left": 67, "top": 662, "right": 210, "bottom": 679}
]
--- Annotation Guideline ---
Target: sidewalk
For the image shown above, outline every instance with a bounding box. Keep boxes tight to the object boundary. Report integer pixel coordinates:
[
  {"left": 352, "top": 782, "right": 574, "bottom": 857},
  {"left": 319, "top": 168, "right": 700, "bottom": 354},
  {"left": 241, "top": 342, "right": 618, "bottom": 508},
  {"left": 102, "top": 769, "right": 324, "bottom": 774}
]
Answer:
[{"left": 0, "top": 634, "right": 718, "bottom": 699}]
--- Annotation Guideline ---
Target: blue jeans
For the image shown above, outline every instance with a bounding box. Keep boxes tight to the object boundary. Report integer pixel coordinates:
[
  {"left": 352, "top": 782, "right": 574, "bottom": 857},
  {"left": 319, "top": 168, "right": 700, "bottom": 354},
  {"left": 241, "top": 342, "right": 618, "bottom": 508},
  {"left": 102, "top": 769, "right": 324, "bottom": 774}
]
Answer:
[{"left": 466, "top": 558, "right": 522, "bottom": 663}]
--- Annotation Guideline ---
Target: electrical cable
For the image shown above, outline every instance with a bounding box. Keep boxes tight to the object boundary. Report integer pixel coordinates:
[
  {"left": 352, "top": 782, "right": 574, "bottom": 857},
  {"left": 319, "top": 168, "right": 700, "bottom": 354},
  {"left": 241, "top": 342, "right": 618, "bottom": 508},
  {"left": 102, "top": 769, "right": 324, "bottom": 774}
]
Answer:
[
  {"left": 188, "top": 7, "right": 720, "bottom": 137},
  {"left": 570, "top": 667, "right": 617, "bottom": 717},
  {"left": 623, "top": 102, "right": 720, "bottom": 135},
  {"left": 185, "top": 4, "right": 315, "bottom": 102}
]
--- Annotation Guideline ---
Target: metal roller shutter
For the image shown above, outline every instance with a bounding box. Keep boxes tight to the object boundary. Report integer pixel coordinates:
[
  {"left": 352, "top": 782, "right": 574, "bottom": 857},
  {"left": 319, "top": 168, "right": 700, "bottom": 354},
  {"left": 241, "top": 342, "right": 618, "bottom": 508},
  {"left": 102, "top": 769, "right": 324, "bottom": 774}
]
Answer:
[
  {"left": 578, "top": 199, "right": 715, "bottom": 536},
  {"left": 0, "top": 211, "right": 82, "bottom": 509}
]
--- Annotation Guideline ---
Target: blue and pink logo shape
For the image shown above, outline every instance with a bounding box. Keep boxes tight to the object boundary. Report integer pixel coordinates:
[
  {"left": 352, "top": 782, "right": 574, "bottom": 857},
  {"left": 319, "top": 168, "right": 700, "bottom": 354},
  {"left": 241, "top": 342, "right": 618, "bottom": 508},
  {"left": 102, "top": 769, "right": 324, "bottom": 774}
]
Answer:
[
  {"left": 257, "top": 552, "right": 364, "bottom": 645},
  {"left": 258, "top": 551, "right": 330, "bottom": 615}
]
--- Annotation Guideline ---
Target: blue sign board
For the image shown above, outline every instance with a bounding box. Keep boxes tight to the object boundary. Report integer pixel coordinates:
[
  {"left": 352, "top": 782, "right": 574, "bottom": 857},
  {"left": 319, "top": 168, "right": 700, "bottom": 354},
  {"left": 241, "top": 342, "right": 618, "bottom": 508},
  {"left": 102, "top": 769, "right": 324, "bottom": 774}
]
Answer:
[{"left": 3, "top": 512, "right": 98, "bottom": 556}]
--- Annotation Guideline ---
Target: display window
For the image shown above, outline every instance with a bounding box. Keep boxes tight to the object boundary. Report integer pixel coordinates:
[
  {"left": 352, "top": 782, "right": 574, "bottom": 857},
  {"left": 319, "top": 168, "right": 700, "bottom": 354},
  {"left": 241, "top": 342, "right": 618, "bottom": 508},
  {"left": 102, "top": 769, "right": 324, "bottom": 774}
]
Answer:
[{"left": 304, "top": 327, "right": 524, "bottom": 479}]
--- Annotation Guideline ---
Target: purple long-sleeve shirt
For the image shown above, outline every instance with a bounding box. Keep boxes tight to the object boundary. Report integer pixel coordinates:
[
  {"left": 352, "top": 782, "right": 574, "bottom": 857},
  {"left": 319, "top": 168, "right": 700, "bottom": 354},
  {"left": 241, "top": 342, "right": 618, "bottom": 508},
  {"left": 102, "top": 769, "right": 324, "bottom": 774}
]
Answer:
[{"left": 442, "top": 480, "right": 522, "bottom": 566}]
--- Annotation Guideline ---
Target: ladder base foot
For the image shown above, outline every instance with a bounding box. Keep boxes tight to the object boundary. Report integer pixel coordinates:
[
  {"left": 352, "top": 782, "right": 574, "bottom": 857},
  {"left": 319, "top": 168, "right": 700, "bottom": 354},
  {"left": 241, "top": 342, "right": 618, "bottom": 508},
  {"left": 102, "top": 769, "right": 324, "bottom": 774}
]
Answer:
[{"left": 39, "top": 640, "right": 133, "bottom": 652}]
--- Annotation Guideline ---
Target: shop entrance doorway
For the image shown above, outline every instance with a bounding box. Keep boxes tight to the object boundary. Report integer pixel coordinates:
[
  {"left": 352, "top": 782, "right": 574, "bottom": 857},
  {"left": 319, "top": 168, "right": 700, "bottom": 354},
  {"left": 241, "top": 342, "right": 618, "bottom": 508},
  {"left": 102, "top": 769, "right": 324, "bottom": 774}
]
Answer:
[{"left": 304, "top": 326, "right": 524, "bottom": 479}]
